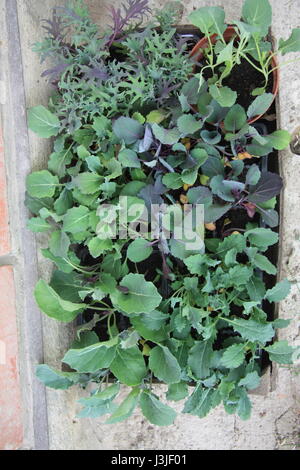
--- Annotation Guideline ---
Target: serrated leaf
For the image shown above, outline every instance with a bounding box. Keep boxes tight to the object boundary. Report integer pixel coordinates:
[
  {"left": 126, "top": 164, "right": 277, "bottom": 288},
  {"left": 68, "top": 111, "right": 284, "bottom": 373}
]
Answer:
[
  {"left": 28, "top": 105, "right": 60, "bottom": 138},
  {"left": 224, "top": 317, "right": 274, "bottom": 343},
  {"left": 149, "top": 345, "right": 181, "bottom": 384},
  {"left": 264, "top": 279, "right": 291, "bottom": 302},
  {"left": 238, "top": 371, "right": 260, "bottom": 390},
  {"left": 140, "top": 392, "right": 176, "bottom": 426},
  {"left": 252, "top": 253, "right": 277, "bottom": 275},
  {"left": 237, "top": 389, "right": 252, "bottom": 420},
  {"left": 166, "top": 382, "right": 189, "bottom": 402},
  {"left": 183, "top": 384, "right": 213, "bottom": 418},
  {"left": 106, "top": 388, "right": 140, "bottom": 424},
  {"left": 264, "top": 340, "right": 295, "bottom": 364},
  {"left": 110, "top": 346, "right": 147, "bottom": 386},
  {"left": 188, "top": 340, "right": 213, "bottom": 379},
  {"left": 221, "top": 343, "right": 246, "bottom": 368}
]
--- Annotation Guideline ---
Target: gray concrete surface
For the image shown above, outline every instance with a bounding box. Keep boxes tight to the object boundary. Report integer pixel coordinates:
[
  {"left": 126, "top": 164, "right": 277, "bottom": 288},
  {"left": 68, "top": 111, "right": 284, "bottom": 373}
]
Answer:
[{"left": 2, "top": 0, "right": 299, "bottom": 450}]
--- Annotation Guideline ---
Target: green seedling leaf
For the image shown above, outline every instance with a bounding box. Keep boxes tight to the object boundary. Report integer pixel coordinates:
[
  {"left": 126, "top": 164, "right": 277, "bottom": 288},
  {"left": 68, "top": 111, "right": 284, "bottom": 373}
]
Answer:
[
  {"left": 264, "top": 279, "right": 291, "bottom": 302},
  {"left": 111, "top": 273, "right": 162, "bottom": 314},
  {"left": 264, "top": 340, "right": 295, "bottom": 364},
  {"left": 149, "top": 345, "right": 181, "bottom": 384},
  {"left": 209, "top": 85, "right": 237, "bottom": 107},
  {"left": 113, "top": 117, "right": 144, "bottom": 144},
  {"left": 221, "top": 343, "right": 246, "bottom": 368},
  {"left": 140, "top": 392, "right": 177, "bottom": 426},
  {"left": 224, "top": 104, "right": 247, "bottom": 132},
  {"left": 34, "top": 279, "right": 85, "bottom": 322},
  {"left": 177, "top": 114, "right": 202, "bottom": 134},
  {"left": 110, "top": 346, "right": 147, "bottom": 386},
  {"left": 242, "top": 0, "right": 272, "bottom": 36},
  {"left": 36, "top": 364, "right": 79, "bottom": 390},
  {"left": 28, "top": 105, "right": 60, "bottom": 138},
  {"left": 247, "top": 93, "right": 274, "bottom": 119},
  {"left": 26, "top": 170, "right": 59, "bottom": 198},
  {"left": 118, "top": 149, "right": 141, "bottom": 168},
  {"left": 63, "top": 206, "right": 90, "bottom": 233},
  {"left": 63, "top": 337, "right": 118, "bottom": 373},
  {"left": 279, "top": 28, "right": 300, "bottom": 55},
  {"left": 106, "top": 388, "right": 140, "bottom": 424},
  {"left": 127, "top": 238, "right": 153, "bottom": 262},
  {"left": 152, "top": 124, "right": 181, "bottom": 145}
]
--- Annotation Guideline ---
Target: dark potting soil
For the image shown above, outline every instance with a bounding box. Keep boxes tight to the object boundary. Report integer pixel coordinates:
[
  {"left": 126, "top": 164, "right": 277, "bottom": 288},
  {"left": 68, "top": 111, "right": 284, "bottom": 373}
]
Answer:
[{"left": 202, "top": 57, "right": 273, "bottom": 110}]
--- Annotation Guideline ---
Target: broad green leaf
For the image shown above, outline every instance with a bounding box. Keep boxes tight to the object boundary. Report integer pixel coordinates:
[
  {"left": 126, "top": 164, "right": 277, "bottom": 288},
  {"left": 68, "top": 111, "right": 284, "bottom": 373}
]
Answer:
[
  {"left": 28, "top": 105, "right": 60, "bottom": 138},
  {"left": 36, "top": 364, "right": 77, "bottom": 390},
  {"left": 188, "top": 340, "right": 213, "bottom": 379},
  {"left": 221, "top": 343, "right": 246, "bottom": 368},
  {"left": 63, "top": 206, "right": 90, "bottom": 233},
  {"left": 146, "top": 110, "right": 168, "bottom": 124},
  {"left": 27, "top": 217, "right": 52, "bottom": 232},
  {"left": 149, "top": 345, "right": 181, "bottom": 384},
  {"left": 238, "top": 371, "right": 260, "bottom": 390},
  {"left": 73, "top": 172, "right": 103, "bottom": 194},
  {"left": 228, "top": 265, "right": 253, "bottom": 286},
  {"left": 204, "top": 203, "right": 232, "bottom": 223},
  {"left": 110, "top": 346, "right": 147, "bottom": 386},
  {"left": 183, "top": 384, "right": 213, "bottom": 418},
  {"left": 247, "top": 93, "right": 274, "bottom": 119},
  {"left": 34, "top": 279, "right": 85, "bottom": 322},
  {"left": 216, "top": 40, "right": 234, "bottom": 65},
  {"left": 48, "top": 147, "right": 73, "bottom": 177},
  {"left": 162, "top": 173, "right": 183, "bottom": 189},
  {"left": 113, "top": 117, "right": 144, "bottom": 145},
  {"left": 242, "top": 0, "right": 272, "bottom": 36},
  {"left": 127, "top": 238, "right": 153, "bottom": 262},
  {"left": 224, "top": 104, "right": 247, "bottom": 132},
  {"left": 92, "top": 116, "right": 110, "bottom": 137},
  {"left": 279, "top": 28, "right": 300, "bottom": 55},
  {"left": 140, "top": 392, "right": 176, "bottom": 426},
  {"left": 187, "top": 186, "right": 212, "bottom": 205},
  {"left": 266, "top": 130, "right": 291, "bottom": 150},
  {"left": 237, "top": 389, "right": 252, "bottom": 420},
  {"left": 54, "top": 189, "right": 73, "bottom": 215},
  {"left": 247, "top": 275, "right": 266, "bottom": 301},
  {"left": 166, "top": 382, "right": 189, "bottom": 402},
  {"left": 264, "top": 279, "right": 291, "bottom": 302},
  {"left": 245, "top": 227, "right": 278, "bottom": 249},
  {"left": 88, "top": 237, "right": 113, "bottom": 258},
  {"left": 130, "top": 316, "right": 168, "bottom": 343},
  {"left": 177, "top": 114, "right": 202, "bottom": 134},
  {"left": 209, "top": 85, "right": 237, "bottom": 107},
  {"left": 252, "top": 253, "right": 277, "bottom": 275},
  {"left": 50, "top": 270, "right": 84, "bottom": 302},
  {"left": 152, "top": 124, "right": 181, "bottom": 145},
  {"left": 118, "top": 149, "right": 141, "bottom": 169},
  {"left": 62, "top": 337, "right": 118, "bottom": 373},
  {"left": 264, "top": 340, "right": 295, "bottom": 364},
  {"left": 49, "top": 230, "right": 70, "bottom": 258},
  {"left": 181, "top": 167, "right": 198, "bottom": 185},
  {"left": 26, "top": 170, "right": 59, "bottom": 198},
  {"left": 106, "top": 388, "right": 140, "bottom": 424},
  {"left": 246, "top": 164, "right": 261, "bottom": 185},
  {"left": 223, "top": 317, "right": 274, "bottom": 343},
  {"left": 189, "top": 6, "right": 226, "bottom": 37},
  {"left": 111, "top": 273, "right": 162, "bottom": 314},
  {"left": 77, "top": 384, "right": 119, "bottom": 418}
]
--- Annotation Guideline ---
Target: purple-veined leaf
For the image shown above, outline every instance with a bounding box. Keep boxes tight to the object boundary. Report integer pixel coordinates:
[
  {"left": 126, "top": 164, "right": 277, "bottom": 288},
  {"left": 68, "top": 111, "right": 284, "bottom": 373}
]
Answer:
[{"left": 248, "top": 171, "right": 283, "bottom": 204}]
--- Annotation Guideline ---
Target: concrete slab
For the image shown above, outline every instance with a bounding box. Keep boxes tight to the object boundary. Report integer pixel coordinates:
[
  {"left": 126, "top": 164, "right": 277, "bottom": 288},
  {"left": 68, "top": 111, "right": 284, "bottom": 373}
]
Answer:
[{"left": 1, "top": 0, "right": 299, "bottom": 450}]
